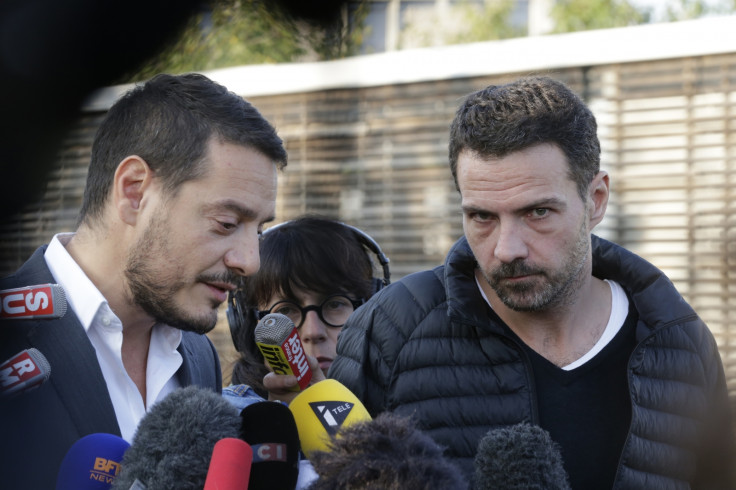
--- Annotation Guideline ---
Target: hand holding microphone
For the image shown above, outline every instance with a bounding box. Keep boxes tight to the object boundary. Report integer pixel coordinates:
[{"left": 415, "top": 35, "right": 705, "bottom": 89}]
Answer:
[
  {"left": 263, "top": 354, "right": 325, "bottom": 404},
  {"left": 254, "top": 312, "right": 317, "bottom": 402}
]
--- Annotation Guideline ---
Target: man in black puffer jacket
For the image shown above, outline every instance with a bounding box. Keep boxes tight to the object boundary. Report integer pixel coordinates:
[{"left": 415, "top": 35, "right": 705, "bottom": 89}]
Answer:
[{"left": 329, "top": 76, "right": 735, "bottom": 489}]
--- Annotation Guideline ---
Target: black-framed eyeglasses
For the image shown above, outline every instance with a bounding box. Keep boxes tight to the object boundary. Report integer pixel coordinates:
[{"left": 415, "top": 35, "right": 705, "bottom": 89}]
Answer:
[{"left": 257, "top": 295, "right": 364, "bottom": 329}]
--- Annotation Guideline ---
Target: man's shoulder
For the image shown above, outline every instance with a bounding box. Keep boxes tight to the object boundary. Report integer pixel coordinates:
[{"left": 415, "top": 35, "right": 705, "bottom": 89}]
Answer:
[
  {"left": 374, "top": 265, "right": 447, "bottom": 310},
  {"left": 1, "top": 245, "right": 51, "bottom": 286},
  {"left": 179, "top": 330, "right": 218, "bottom": 356},
  {"left": 345, "top": 265, "right": 448, "bottom": 345},
  {"left": 178, "top": 330, "right": 222, "bottom": 388}
]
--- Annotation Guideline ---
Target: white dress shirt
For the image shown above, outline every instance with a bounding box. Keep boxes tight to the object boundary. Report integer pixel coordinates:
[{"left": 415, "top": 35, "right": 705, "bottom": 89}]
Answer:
[{"left": 45, "top": 233, "right": 183, "bottom": 442}]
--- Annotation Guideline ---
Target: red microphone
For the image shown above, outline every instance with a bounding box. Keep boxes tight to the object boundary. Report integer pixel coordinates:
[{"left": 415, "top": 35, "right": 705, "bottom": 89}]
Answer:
[
  {"left": 0, "top": 283, "right": 67, "bottom": 320},
  {"left": 0, "top": 348, "right": 51, "bottom": 397},
  {"left": 204, "top": 438, "right": 253, "bottom": 490}
]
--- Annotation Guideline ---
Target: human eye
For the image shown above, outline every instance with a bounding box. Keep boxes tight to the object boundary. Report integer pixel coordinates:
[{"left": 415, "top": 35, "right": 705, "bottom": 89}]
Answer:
[
  {"left": 324, "top": 297, "right": 350, "bottom": 312},
  {"left": 467, "top": 211, "right": 492, "bottom": 222},
  {"left": 211, "top": 216, "right": 238, "bottom": 234},
  {"left": 273, "top": 303, "right": 299, "bottom": 316},
  {"left": 528, "top": 208, "right": 550, "bottom": 219}
]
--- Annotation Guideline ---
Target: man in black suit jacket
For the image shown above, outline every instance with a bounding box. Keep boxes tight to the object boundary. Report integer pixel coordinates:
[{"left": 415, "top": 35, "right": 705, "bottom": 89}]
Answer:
[{"left": 0, "top": 73, "right": 288, "bottom": 488}]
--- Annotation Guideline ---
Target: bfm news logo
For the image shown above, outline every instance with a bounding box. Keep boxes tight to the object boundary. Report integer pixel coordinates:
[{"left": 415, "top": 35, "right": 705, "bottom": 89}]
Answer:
[
  {"left": 89, "top": 457, "right": 121, "bottom": 484},
  {"left": 308, "top": 400, "right": 354, "bottom": 435}
]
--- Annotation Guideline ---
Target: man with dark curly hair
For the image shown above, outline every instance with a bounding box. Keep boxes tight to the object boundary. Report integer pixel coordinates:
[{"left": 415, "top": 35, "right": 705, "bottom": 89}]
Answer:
[{"left": 330, "top": 76, "right": 736, "bottom": 488}]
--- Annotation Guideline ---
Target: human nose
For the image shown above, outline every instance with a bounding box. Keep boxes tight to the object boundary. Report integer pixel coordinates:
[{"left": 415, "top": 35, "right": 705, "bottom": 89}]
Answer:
[
  {"left": 493, "top": 221, "right": 528, "bottom": 264},
  {"left": 224, "top": 229, "right": 260, "bottom": 277},
  {"left": 299, "top": 310, "right": 328, "bottom": 349}
]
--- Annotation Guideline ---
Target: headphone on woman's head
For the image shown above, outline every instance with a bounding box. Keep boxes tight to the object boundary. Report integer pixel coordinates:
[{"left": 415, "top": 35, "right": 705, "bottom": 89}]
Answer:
[
  {"left": 340, "top": 222, "right": 391, "bottom": 295},
  {"left": 226, "top": 221, "right": 390, "bottom": 350}
]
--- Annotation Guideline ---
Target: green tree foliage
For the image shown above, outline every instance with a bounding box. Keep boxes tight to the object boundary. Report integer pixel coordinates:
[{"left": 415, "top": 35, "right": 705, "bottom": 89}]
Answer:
[
  {"left": 122, "top": 0, "right": 368, "bottom": 83},
  {"left": 663, "top": 0, "right": 734, "bottom": 21},
  {"left": 449, "top": 0, "right": 526, "bottom": 43},
  {"left": 551, "top": 0, "right": 650, "bottom": 33},
  {"left": 400, "top": 0, "right": 524, "bottom": 49}
]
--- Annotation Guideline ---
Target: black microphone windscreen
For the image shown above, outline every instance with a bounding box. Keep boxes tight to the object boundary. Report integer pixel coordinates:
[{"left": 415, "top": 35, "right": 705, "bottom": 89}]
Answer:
[
  {"left": 240, "top": 401, "right": 300, "bottom": 490},
  {"left": 474, "top": 423, "right": 571, "bottom": 490},
  {"left": 308, "top": 412, "right": 468, "bottom": 490},
  {"left": 111, "top": 386, "right": 241, "bottom": 490}
]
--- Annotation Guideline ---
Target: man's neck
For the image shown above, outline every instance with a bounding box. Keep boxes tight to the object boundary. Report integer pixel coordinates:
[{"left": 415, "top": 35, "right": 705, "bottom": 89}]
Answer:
[
  {"left": 67, "top": 226, "right": 156, "bottom": 402},
  {"left": 477, "top": 269, "right": 612, "bottom": 367},
  {"left": 67, "top": 226, "right": 156, "bottom": 334}
]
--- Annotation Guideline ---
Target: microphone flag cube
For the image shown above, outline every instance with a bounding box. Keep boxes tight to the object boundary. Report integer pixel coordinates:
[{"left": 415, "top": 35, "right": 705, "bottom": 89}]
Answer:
[{"left": 288, "top": 379, "right": 371, "bottom": 459}]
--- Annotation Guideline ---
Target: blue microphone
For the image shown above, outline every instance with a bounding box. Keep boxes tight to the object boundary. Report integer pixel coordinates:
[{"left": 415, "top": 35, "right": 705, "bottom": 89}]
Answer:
[{"left": 56, "top": 433, "right": 130, "bottom": 490}]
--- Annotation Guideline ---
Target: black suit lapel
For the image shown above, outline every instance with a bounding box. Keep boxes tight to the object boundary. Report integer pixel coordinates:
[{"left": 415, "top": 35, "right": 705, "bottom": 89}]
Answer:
[
  {"left": 12, "top": 246, "right": 120, "bottom": 436},
  {"left": 29, "top": 315, "right": 121, "bottom": 436}
]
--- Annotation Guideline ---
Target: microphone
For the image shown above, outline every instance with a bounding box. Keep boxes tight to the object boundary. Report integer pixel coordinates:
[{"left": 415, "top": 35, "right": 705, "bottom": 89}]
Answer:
[
  {"left": 0, "top": 347, "right": 51, "bottom": 397},
  {"left": 111, "top": 386, "right": 242, "bottom": 490},
  {"left": 474, "top": 423, "right": 571, "bottom": 490},
  {"left": 55, "top": 433, "right": 130, "bottom": 490},
  {"left": 240, "top": 401, "right": 300, "bottom": 490},
  {"left": 0, "top": 283, "right": 67, "bottom": 319},
  {"left": 308, "top": 412, "right": 468, "bottom": 490},
  {"left": 287, "top": 379, "right": 371, "bottom": 459},
  {"left": 204, "top": 438, "right": 253, "bottom": 490},
  {"left": 253, "top": 313, "right": 312, "bottom": 391}
]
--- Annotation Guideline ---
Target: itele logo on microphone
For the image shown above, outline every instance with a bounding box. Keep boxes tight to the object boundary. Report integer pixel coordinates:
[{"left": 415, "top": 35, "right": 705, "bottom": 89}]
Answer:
[{"left": 308, "top": 401, "right": 354, "bottom": 434}]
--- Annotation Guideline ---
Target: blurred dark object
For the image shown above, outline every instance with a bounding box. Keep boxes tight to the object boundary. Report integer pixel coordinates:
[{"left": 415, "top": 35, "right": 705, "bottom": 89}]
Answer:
[{"left": 0, "top": 0, "right": 348, "bottom": 227}]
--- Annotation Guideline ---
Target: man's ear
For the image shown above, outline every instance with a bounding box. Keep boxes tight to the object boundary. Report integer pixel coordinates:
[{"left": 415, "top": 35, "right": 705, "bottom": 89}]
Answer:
[
  {"left": 588, "top": 170, "right": 609, "bottom": 228},
  {"left": 113, "top": 156, "right": 154, "bottom": 226}
]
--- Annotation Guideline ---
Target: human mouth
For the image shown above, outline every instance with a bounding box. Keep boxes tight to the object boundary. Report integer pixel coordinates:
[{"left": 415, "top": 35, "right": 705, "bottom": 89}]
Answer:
[
  {"left": 316, "top": 356, "right": 333, "bottom": 371},
  {"left": 203, "top": 281, "right": 236, "bottom": 304}
]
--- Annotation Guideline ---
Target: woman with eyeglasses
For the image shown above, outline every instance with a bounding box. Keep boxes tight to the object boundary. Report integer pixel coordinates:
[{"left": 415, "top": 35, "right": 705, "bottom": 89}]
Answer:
[{"left": 224, "top": 215, "right": 388, "bottom": 406}]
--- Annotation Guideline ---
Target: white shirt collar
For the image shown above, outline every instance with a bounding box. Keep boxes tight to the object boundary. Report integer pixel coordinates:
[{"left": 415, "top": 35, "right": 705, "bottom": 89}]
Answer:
[
  {"left": 44, "top": 232, "right": 184, "bottom": 442},
  {"left": 45, "top": 232, "right": 107, "bottom": 332},
  {"left": 43, "top": 231, "right": 183, "bottom": 363}
]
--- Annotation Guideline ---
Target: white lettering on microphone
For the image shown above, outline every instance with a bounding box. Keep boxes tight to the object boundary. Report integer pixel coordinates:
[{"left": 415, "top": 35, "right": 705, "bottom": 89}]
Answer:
[
  {"left": 287, "top": 333, "right": 309, "bottom": 380},
  {"left": 25, "top": 291, "right": 49, "bottom": 312},
  {"left": 252, "top": 443, "right": 287, "bottom": 462}
]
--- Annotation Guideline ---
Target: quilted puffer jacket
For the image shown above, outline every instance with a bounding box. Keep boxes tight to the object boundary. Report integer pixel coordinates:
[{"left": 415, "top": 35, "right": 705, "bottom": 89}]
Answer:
[{"left": 329, "top": 235, "right": 735, "bottom": 489}]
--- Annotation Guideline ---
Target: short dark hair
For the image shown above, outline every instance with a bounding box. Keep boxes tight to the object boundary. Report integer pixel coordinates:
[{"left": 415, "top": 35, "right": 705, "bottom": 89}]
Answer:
[
  {"left": 78, "top": 72, "right": 287, "bottom": 226},
  {"left": 230, "top": 215, "right": 376, "bottom": 395},
  {"left": 448, "top": 76, "right": 600, "bottom": 199}
]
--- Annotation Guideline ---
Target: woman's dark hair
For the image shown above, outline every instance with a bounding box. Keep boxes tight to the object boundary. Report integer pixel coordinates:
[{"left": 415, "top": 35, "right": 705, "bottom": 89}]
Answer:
[{"left": 230, "top": 215, "right": 377, "bottom": 397}]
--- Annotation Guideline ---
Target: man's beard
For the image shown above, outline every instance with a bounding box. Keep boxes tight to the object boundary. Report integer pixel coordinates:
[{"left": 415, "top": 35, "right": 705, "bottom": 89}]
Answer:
[
  {"left": 124, "top": 214, "right": 228, "bottom": 334},
  {"left": 481, "top": 218, "right": 590, "bottom": 313}
]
